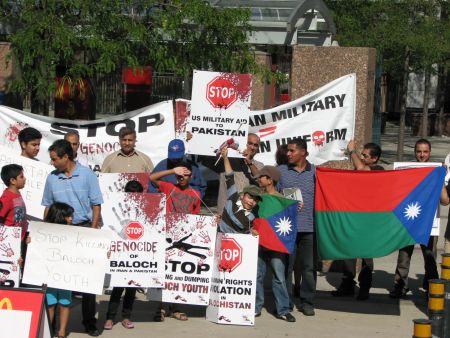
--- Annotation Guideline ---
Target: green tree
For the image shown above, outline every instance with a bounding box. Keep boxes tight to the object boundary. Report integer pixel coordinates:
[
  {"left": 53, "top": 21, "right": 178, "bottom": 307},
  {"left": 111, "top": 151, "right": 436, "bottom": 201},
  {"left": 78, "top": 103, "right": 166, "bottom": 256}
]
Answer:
[{"left": 0, "top": 0, "right": 256, "bottom": 115}]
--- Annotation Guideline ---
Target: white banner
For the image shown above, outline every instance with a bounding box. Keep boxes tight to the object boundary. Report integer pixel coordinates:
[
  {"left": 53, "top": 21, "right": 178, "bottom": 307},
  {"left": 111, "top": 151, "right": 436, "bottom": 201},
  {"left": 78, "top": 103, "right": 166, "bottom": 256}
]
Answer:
[
  {"left": 0, "top": 226, "right": 21, "bottom": 288},
  {"left": 0, "top": 309, "right": 32, "bottom": 338},
  {"left": 249, "top": 74, "right": 356, "bottom": 165},
  {"left": 394, "top": 162, "right": 442, "bottom": 236},
  {"left": 0, "top": 145, "right": 53, "bottom": 219},
  {"left": 98, "top": 177, "right": 166, "bottom": 288},
  {"left": 187, "top": 70, "right": 252, "bottom": 158},
  {"left": 206, "top": 233, "right": 258, "bottom": 326},
  {"left": 0, "top": 101, "right": 175, "bottom": 171},
  {"left": 150, "top": 213, "right": 218, "bottom": 305},
  {"left": 22, "top": 221, "right": 111, "bottom": 294}
]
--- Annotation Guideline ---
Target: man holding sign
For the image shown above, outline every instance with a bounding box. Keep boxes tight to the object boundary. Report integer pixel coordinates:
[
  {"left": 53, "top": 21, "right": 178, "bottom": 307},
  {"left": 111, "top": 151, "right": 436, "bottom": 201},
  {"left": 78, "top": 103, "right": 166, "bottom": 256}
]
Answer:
[{"left": 41, "top": 139, "right": 103, "bottom": 337}]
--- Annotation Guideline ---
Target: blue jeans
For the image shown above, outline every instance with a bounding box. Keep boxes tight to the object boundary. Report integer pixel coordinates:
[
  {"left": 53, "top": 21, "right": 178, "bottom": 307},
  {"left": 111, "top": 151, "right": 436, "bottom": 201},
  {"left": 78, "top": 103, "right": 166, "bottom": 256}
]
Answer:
[
  {"left": 287, "top": 232, "right": 317, "bottom": 308},
  {"left": 255, "top": 246, "right": 291, "bottom": 316}
]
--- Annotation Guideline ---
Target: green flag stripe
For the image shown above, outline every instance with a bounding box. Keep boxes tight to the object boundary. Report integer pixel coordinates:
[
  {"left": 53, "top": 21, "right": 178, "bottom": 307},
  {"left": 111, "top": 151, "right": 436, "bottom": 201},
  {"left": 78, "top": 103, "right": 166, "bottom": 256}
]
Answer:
[
  {"left": 258, "top": 194, "right": 296, "bottom": 218},
  {"left": 316, "top": 211, "right": 416, "bottom": 259}
]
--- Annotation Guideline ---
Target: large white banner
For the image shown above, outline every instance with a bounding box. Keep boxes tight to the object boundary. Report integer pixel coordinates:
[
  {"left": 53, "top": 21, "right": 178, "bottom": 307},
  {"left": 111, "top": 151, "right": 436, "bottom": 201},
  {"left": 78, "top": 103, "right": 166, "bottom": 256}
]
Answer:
[
  {"left": 150, "top": 213, "right": 218, "bottom": 305},
  {"left": 394, "top": 162, "right": 442, "bottom": 236},
  {"left": 22, "top": 221, "right": 111, "bottom": 294},
  {"left": 0, "top": 226, "right": 21, "bottom": 288},
  {"left": 249, "top": 74, "right": 356, "bottom": 165},
  {"left": 0, "top": 145, "right": 53, "bottom": 219},
  {"left": 206, "top": 233, "right": 258, "bottom": 326},
  {"left": 99, "top": 175, "right": 166, "bottom": 288},
  {"left": 187, "top": 70, "right": 252, "bottom": 158},
  {"left": 0, "top": 101, "right": 175, "bottom": 171}
]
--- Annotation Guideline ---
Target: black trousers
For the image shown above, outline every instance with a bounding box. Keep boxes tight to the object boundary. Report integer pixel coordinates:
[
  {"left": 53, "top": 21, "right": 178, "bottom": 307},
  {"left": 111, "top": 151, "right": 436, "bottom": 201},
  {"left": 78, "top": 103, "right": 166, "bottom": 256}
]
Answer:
[
  {"left": 81, "top": 293, "right": 97, "bottom": 329},
  {"left": 341, "top": 258, "right": 374, "bottom": 289},
  {"left": 106, "top": 287, "right": 136, "bottom": 320}
]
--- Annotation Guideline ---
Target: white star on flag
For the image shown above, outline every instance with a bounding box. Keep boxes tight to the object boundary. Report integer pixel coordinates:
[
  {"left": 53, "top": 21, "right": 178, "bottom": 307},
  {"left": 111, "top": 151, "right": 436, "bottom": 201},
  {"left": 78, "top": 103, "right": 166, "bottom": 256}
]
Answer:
[
  {"left": 403, "top": 201, "right": 421, "bottom": 220},
  {"left": 275, "top": 216, "right": 293, "bottom": 236}
]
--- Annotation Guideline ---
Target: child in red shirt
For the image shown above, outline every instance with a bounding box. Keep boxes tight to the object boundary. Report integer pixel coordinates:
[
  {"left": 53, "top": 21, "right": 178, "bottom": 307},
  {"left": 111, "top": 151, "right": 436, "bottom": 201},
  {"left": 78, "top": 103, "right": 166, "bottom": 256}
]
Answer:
[{"left": 149, "top": 162, "right": 201, "bottom": 214}]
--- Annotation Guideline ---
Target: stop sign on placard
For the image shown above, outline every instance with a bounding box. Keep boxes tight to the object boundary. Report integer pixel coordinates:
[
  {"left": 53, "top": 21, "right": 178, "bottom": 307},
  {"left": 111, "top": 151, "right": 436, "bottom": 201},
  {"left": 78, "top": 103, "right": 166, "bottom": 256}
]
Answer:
[
  {"left": 206, "top": 76, "right": 237, "bottom": 109},
  {"left": 125, "top": 221, "right": 144, "bottom": 240},
  {"left": 219, "top": 237, "right": 242, "bottom": 272}
]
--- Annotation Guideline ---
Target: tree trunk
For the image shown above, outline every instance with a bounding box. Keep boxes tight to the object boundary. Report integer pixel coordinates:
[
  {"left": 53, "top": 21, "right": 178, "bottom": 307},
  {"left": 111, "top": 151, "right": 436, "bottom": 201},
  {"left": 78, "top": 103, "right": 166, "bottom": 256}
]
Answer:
[
  {"left": 421, "top": 68, "right": 431, "bottom": 137},
  {"left": 436, "top": 66, "right": 448, "bottom": 136},
  {"left": 397, "top": 47, "right": 410, "bottom": 161}
]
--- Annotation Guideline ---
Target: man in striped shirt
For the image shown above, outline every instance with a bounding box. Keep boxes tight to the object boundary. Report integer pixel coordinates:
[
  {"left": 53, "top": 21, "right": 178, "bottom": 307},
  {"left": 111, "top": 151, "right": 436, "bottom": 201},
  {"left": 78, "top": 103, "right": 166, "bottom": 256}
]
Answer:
[{"left": 278, "top": 138, "right": 316, "bottom": 316}]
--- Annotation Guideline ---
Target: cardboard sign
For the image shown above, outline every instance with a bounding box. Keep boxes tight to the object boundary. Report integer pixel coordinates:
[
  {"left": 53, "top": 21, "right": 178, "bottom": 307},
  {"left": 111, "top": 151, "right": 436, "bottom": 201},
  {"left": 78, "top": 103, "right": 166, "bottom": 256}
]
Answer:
[
  {"left": 206, "top": 233, "right": 258, "bottom": 326},
  {"left": 0, "top": 287, "right": 51, "bottom": 338},
  {"left": 150, "top": 213, "right": 218, "bottom": 305},
  {"left": 0, "top": 226, "right": 21, "bottom": 287},
  {"left": 22, "top": 221, "right": 111, "bottom": 294},
  {"left": 101, "top": 191, "right": 166, "bottom": 287},
  {"left": 394, "top": 162, "right": 442, "bottom": 236},
  {"left": 187, "top": 70, "right": 252, "bottom": 158}
]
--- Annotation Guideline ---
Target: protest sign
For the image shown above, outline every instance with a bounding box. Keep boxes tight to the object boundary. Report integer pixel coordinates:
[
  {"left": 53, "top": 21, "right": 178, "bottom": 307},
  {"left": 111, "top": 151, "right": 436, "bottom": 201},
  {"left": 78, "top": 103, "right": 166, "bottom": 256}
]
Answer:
[
  {"left": 0, "top": 287, "right": 52, "bottom": 338},
  {"left": 98, "top": 172, "right": 150, "bottom": 196},
  {"left": 187, "top": 70, "right": 252, "bottom": 158},
  {"left": 22, "top": 221, "right": 111, "bottom": 294},
  {"left": 0, "top": 101, "right": 175, "bottom": 171},
  {"left": 394, "top": 162, "right": 443, "bottom": 236},
  {"left": 101, "top": 190, "right": 166, "bottom": 287},
  {"left": 0, "top": 145, "right": 53, "bottom": 219},
  {"left": 206, "top": 233, "right": 258, "bottom": 326},
  {"left": 249, "top": 74, "right": 356, "bottom": 165},
  {"left": 149, "top": 213, "right": 217, "bottom": 305},
  {"left": 0, "top": 226, "right": 22, "bottom": 287}
]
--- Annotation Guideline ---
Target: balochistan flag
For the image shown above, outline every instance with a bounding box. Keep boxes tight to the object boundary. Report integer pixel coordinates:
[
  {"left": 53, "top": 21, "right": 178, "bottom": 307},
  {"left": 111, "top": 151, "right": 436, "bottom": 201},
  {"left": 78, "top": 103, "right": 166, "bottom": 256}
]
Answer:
[
  {"left": 316, "top": 166, "right": 446, "bottom": 260},
  {"left": 253, "top": 195, "right": 298, "bottom": 253}
]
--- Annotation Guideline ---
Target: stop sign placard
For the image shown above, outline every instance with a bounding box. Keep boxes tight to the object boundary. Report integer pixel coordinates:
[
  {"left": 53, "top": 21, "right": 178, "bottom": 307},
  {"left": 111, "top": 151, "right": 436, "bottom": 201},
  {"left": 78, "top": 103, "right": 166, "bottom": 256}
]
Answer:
[
  {"left": 125, "top": 221, "right": 144, "bottom": 240},
  {"left": 219, "top": 237, "right": 242, "bottom": 272},
  {"left": 206, "top": 76, "right": 237, "bottom": 109}
]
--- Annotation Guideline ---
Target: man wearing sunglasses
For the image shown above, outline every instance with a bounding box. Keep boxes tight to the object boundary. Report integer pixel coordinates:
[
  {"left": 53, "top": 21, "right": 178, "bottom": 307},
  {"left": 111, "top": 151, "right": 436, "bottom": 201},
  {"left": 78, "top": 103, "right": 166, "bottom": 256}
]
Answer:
[{"left": 332, "top": 140, "right": 383, "bottom": 301}]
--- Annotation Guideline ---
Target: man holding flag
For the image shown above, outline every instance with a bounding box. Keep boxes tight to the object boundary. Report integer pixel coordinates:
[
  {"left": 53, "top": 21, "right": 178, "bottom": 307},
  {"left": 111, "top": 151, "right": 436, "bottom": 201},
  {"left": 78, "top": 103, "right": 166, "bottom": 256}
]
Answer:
[{"left": 253, "top": 166, "right": 297, "bottom": 322}]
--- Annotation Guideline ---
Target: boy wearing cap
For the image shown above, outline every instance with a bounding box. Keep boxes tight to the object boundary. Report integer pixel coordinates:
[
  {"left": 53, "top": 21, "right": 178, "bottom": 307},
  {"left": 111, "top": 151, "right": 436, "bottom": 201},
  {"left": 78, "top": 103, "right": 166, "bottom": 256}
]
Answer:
[
  {"left": 255, "top": 166, "right": 296, "bottom": 322},
  {"left": 218, "top": 148, "right": 261, "bottom": 234},
  {"left": 148, "top": 139, "right": 206, "bottom": 197}
]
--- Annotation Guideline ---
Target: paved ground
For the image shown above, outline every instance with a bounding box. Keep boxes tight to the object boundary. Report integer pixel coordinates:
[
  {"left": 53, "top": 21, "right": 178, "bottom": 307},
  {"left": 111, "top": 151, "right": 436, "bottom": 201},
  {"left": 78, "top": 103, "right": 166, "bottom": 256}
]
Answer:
[{"left": 63, "top": 122, "right": 450, "bottom": 338}]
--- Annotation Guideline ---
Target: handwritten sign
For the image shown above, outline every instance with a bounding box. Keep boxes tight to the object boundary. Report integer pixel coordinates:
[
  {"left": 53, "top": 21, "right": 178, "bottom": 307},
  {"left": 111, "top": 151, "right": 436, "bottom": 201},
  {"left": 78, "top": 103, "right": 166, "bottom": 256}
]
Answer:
[{"left": 22, "top": 221, "right": 111, "bottom": 294}]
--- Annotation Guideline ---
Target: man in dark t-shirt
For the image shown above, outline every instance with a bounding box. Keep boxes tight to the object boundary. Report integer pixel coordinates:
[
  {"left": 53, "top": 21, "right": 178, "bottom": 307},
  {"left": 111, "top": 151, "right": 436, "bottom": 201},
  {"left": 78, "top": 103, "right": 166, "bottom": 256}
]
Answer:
[{"left": 331, "top": 141, "right": 383, "bottom": 301}]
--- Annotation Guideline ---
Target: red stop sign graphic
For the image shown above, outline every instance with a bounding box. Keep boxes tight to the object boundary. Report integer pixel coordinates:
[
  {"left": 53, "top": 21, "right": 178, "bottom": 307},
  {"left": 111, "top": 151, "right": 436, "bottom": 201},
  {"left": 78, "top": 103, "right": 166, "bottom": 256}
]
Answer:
[
  {"left": 219, "top": 237, "right": 242, "bottom": 272},
  {"left": 206, "top": 76, "right": 237, "bottom": 109},
  {"left": 125, "top": 221, "right": 144, "bottom": 240}
]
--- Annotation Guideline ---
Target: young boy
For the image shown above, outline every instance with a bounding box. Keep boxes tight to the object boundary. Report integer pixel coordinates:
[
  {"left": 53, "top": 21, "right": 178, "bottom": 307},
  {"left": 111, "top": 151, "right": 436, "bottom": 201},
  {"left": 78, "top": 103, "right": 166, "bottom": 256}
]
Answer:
[
  {"left": 219, "top": 148, "right": 261, "bottom": 234},
  {"left": 149, "top": 161, "right": 201, "bottom": 214},
  {"left": 255, "top": 165, "right": 296, "bottom": 322},
  {"left": 18, "top": 127, "right": 42, "bottom": 160},
  {"left": 0, "top": 164, "right": 29, "bottom": 272},
  {"left": 149, "top": 162, "right": 201, "bottom": 321}
]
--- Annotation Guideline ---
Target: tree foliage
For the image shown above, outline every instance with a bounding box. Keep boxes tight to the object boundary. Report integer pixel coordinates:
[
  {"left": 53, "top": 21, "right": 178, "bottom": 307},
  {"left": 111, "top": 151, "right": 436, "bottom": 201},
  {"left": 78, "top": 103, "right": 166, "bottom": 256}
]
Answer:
[{"left": 0, "top": 0, "right": 256, "bottom": 114}]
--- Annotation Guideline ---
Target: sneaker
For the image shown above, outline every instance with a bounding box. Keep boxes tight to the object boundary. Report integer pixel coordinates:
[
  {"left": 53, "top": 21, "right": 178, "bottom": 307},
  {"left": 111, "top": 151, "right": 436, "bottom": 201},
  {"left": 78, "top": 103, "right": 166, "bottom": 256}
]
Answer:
[
  {"left": 331, "top": 284, "right": 355, "bottom": 297},
  {"left": 356, "top": 288, "right": 370, "bottom": 301},
  {"left": 298, "top": 304, "right": 315, "bottom": 316},
  {"left": 389, "top": 285, "right": 409, "bottom": 299},
  {"left": 255, "top": 312, "right": 261, "bottom": 317},
  {"left": 276, "top": 313, "right": 296, "bottom": 322}
]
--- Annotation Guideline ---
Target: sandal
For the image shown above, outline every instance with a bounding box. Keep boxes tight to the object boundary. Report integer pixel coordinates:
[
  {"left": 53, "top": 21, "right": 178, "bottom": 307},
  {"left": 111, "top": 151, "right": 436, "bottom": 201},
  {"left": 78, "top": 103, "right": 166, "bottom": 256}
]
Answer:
[
  {"left": 153, "top": 309, "right": 165, "bottom": 322},
  {"left": 103, "top": 319, "right": 113, "bottom": 330},
  {"left": 121, "top": 319, "right": 134, "bottom": 329},
  {"left": 171, "top": 311, "right": 188, "bottom": 321}
]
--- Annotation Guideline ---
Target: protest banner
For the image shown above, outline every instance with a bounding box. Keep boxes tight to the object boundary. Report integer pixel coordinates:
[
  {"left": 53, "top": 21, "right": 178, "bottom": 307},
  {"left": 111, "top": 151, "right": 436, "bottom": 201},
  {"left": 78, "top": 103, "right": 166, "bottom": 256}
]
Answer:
[
  {"left": 0, "top": 226, "right": 22, "bottom": 287},
  {"left": 0, "top": 101, "right": 175, "bottom": 171},
  {"left": 98, "top": 172, "right": 150, "bottom": 197},
  {"left": 101, "top": 189, "right": 166, "bottom": 288},
  {"left": 187, "top": 70, "right": 252, "bottom": 158},
  {"left": 22, "top": 221, "right": 111, "bottom": 294},
  {"left": 175, "top": 98, "right": 191, "bottom": 140},
  {"left": 149, "top": 213, "right": 217, "bottom": 305},
  {"left": 0, "top": 145, "right": 53, "bottom": 219},
  {"left": 206, "top": 233, "right": 258, "bottom": 326},
  {"left": 0, "top": 287, "right": 52, "bottom": 338},
  {"left": 394, "top": 162, "right": 443, "bottom": 236},
  {"left": 249, "top": 74, "right": 356, "bottom": 165}
]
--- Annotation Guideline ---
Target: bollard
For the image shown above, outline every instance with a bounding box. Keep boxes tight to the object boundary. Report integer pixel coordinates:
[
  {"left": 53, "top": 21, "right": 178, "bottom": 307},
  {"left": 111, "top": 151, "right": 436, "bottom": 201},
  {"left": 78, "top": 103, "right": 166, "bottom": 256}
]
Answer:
[
  {"left": 428, "top": 279, "right": 445, "bottom": 338},
  {"left": 441, "top": 253, "right": 450, "bottom": 338},
  {"left": 413, "top": 319, "right": 432, "bottom": 338}
]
